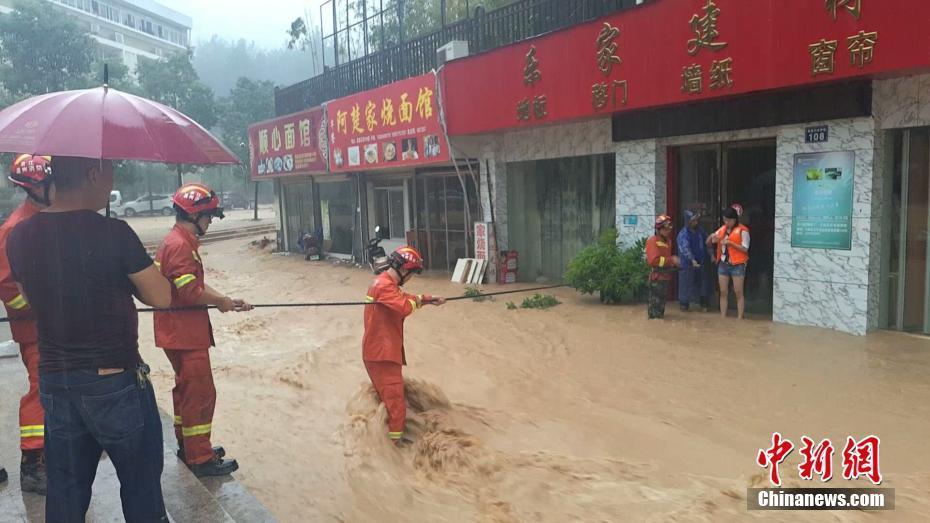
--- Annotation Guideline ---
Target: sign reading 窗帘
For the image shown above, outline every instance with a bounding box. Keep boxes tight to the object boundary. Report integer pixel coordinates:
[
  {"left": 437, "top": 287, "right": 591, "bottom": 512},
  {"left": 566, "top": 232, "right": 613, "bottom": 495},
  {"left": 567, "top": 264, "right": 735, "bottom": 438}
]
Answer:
[
  {"left": 791, "top": 151, "right": 855, "bottom": 250},
  {"left": 248, "top": 107, "right": 327, "bottom": 180}
]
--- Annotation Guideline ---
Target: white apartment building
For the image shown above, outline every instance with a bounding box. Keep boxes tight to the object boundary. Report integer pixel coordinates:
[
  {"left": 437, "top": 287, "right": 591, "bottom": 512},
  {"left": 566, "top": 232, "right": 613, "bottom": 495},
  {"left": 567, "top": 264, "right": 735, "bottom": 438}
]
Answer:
[{"left": 0, "top": 0, "right": 191, "bottom": 73}]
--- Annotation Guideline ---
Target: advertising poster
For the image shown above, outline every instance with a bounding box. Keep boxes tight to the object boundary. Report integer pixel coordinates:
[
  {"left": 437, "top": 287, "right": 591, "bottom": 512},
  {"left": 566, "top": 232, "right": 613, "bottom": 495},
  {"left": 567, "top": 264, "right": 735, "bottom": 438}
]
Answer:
[{"left": 791, "top": 151, "right": 855, "bottom": 250}]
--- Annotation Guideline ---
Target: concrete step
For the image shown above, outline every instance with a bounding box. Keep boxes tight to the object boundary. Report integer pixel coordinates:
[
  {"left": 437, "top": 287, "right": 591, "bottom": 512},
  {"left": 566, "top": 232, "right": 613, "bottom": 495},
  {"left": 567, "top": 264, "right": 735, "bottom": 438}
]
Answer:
[{"left": 0, "top": 358, "right": 275, "bottom": 522}]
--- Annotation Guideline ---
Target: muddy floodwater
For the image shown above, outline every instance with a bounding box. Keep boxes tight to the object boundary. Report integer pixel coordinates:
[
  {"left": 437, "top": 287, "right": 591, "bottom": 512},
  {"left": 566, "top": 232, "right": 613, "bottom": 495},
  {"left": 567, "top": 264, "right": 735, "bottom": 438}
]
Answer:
[{"left": 137, "top": 239, "right": 930, "bottom": 522}]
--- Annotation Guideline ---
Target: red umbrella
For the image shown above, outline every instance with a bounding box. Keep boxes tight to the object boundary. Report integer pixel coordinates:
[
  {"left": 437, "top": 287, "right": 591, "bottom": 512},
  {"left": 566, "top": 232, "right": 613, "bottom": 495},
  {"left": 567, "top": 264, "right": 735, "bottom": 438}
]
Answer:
[{"left": 0, "top": 86, "right": 238, "bottom": 164}]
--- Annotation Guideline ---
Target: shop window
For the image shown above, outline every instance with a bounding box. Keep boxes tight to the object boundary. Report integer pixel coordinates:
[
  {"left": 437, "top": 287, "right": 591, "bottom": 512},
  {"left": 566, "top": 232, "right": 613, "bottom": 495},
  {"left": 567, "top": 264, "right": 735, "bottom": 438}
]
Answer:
[
  {"left": 374, "top": 188, "right": 405, "bottom": 239},
  {"left": 414, "top": 172, "right": 480, "bottom": 272},
  {"left": 507, "top": 154, "right": 616, "bottom": 282},
  {"left": 885, "top": 128, "right": 930, "bottom": 332}
]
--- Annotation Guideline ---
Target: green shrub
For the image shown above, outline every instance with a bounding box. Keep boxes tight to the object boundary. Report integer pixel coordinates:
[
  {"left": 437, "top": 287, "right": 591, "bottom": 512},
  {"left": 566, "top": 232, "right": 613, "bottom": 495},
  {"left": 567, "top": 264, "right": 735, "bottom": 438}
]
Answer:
[
  {"left": 521, "top": 293, "right": 560, "bottom": 309},
  {"left": 564, "top": 229, "right": 650, "bottom": 304},
  {"left": 464, "top": 286, "right": 491, "bottom": 302},
  {"left": 506, "top": 301, "right": 518, "bottom": 310}
]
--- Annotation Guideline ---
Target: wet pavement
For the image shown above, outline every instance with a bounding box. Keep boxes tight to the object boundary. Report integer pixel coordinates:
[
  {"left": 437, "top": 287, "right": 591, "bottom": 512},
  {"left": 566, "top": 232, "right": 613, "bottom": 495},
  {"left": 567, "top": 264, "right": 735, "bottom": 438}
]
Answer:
[{"left": 0, "top": 354, "right": 276, "bottom": 522}]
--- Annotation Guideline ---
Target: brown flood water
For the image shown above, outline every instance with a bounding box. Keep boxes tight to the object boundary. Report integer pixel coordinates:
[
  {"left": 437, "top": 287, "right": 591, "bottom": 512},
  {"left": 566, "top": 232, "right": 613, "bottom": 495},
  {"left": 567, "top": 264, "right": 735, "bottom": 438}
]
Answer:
[{"left": 137, "top": 239, "right": 930, "bottom": 522}]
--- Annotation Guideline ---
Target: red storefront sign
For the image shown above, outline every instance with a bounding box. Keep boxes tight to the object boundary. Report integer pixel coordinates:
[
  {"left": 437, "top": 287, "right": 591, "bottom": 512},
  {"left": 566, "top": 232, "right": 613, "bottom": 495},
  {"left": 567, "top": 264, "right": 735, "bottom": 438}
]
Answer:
[
  {"left": 328, "top": 73, "right": 450, "bottom": 172},
  {"left": 248, "top": 107, "right": 327, "bottom": 180},
  {"left": 442, "top": 0, "right": 930, "bottom": 136}
]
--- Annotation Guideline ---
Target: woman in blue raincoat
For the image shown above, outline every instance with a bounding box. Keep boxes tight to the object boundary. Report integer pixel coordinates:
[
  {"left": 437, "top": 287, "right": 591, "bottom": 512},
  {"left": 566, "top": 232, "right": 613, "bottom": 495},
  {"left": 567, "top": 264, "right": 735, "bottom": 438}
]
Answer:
[{"left": 677, "top": 210, "right": 711, "bottom": 311}]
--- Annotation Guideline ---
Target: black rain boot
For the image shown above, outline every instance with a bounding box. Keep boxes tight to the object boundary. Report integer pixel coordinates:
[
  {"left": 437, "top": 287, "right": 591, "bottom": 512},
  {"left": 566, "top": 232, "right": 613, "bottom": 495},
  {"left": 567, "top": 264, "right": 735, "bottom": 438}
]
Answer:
[
  {"left": 0, "top": 466, "right": 7, "bottom": 483},
  {"left": 20, "top": 450, "right": 47, "bottom": 495},
  {"left": 177, "top": 446, "right": 225, "bottom": 462},
  {"left": 189, "top": 455, "right": 239, "bottom": 478}
]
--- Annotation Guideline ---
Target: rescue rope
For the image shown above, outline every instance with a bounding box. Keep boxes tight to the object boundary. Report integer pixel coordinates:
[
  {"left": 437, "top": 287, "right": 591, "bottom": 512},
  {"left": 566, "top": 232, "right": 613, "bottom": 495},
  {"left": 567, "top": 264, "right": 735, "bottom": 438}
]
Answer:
[{"left": 0, "top": 284, "right": 570, "bottom": 323}]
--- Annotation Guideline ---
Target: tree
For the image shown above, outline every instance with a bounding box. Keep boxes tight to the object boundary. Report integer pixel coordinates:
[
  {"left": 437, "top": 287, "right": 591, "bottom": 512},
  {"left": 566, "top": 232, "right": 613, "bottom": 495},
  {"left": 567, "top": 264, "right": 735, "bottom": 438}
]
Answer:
[
  {"left": 192, "top": 36, "right": 320, "bottom": 96},
  {"left": 287, "top": 0, "right": 517, "bottom": 64},
  {"left": 217, "top": 77, "right": 275, "bottom": 165},
  {"left": 215, "top": 77, "right": 275, "bottom": 193},
  {"left": 0, "top": 0, "right": 97, "bottom": 98},
  {"left": 136, "top": 51, "right": 218, "bottom": 129}
]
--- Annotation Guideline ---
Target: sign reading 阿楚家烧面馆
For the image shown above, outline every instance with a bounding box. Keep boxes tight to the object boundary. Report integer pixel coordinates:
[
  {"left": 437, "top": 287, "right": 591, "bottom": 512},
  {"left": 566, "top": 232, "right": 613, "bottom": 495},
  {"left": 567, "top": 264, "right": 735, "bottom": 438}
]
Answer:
[
  {"left": 791, "top": 151, "right": 855, "bottom": 250},
  {"left": 327, "top": 73, "right": 450, "bottom": 173}
]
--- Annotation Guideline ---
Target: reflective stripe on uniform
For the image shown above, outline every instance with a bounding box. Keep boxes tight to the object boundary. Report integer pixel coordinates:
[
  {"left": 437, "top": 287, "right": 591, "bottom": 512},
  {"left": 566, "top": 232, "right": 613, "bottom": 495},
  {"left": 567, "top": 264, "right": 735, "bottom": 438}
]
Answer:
[
  {"left": 5, "top": 294, "right": 28, "bottom": 310},
  {"left": 154, "top": 261, "right": 162, "bottom": 270},
  {"left": 408, "top": 299, "right": 419, "bottom": 311},
  {"left": 658, "top": 256, "right": 666, "bottom": 267},
  {"left": 173, "top": 274, "right": 197, "bottom": 289},
  {"left": 364, "top": 295, "right": 375, "bottom": 303},
  {"left": 20, "top": 425, "right": 44, "bottom": 438},
  {"left": 173, "top": 415, "right": 182, "bottom": 426},
  {"left": 388, "top": 431, "right": 403, "bottom": 440},
  {"left": 181, "top": 423, "right": 212, "bottom": 437}
]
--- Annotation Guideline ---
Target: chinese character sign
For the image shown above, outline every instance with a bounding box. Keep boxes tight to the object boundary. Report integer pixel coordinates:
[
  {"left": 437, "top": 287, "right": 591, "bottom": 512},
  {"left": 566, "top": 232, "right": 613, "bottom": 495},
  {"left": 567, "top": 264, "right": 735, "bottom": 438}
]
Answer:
[
  {"left": 248, "top": 107, "right": 327, "bottom": 180},
  {"left": 441, "top": 0, "right": 928, "bottom": 136},
  {"left": 791, "top": 151, "right": 855, "bottom": 250},
  {"left": 328, "top": 73, "right": 449, "bottom": 173},
  {"left": 475, "top": 222, "right": 490, "bottom": 260},
  {"left": 757, "top": 433, "right": 881, "bottom": 486}
]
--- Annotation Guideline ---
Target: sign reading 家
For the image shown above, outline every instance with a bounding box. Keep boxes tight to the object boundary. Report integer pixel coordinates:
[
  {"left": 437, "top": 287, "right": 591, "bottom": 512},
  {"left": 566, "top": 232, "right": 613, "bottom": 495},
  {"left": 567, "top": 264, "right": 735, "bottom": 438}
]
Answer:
[
  {"left": 791, "top": 151, "right": 855, "bottom": 250},
  {"left": 248, "top": 106, "right": 327, "bottom": 180},
  {"left": 327, "top": 73, "right": 450, "bottom": 173}
]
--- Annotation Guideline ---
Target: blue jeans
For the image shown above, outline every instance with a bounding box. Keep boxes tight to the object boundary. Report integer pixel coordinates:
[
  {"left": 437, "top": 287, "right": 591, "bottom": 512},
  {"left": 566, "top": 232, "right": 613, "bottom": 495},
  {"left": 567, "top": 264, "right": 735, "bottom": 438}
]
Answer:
[
  {"left": 717, "top": 261, "right": 747, "bottom": 278},
  {"left": 40, "top": 367, "right": 167, "bottom": 523}
]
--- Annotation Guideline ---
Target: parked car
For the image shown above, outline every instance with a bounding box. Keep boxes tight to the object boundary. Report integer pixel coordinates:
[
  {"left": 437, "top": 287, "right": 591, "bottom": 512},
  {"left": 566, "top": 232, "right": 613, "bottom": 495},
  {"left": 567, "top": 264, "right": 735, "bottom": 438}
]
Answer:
[
  {"left": 116, "top": 194, "right": 175, "bottom": 217},
  {"left": 221, "top": 192, "right": 251, "bottom": 210},
  {"left": 102, "top": 190, "right": 122, "bottom": 218}
]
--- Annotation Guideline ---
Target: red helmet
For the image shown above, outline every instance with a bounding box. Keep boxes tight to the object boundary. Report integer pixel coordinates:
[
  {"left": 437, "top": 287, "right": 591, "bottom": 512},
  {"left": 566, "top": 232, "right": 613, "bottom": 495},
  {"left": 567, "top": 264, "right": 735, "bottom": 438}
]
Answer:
[
  {"left": 655, "top": 214, "right": 673, "bottom": 230},
  {"left": 9, "top": 154, "right": 52, "bottom": 190},
  {"left": 172, "top": 183, "right": 224, "bottom": 219},
  {"left": 390, "top": 246, "right": 424, "bottom": 273}
]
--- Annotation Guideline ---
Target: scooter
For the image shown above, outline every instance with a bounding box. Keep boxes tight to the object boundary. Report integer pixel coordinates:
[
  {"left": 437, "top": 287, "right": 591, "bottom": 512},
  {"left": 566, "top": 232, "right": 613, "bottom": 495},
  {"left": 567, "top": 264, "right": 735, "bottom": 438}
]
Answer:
[{"left": 367, "top": 226, "right": 390, "bottom": 274}]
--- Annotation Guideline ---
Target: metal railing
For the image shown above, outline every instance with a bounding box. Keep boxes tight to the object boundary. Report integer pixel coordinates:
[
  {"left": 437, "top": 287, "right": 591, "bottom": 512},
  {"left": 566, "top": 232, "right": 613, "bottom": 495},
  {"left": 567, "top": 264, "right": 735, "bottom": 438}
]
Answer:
[{"left": 275, "top": 0, "right": 644, "bottom": 116}]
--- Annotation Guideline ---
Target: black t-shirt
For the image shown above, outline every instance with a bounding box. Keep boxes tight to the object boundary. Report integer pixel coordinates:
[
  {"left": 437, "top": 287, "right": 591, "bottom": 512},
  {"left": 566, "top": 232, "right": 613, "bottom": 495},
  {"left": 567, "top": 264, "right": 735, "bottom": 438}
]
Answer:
[{"left": 7, "top": 210, "right": 153, "bottom": 373}]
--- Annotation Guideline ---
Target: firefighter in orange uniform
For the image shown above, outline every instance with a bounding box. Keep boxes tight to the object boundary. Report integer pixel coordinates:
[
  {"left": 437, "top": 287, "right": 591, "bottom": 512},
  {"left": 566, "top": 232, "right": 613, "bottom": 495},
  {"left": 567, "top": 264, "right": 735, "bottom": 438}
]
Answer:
[
  {"left": 0, "top": 154, "right": 53, "bottom": 494},
  {"left": 645, "top": 214, "right": 680, "bottom": 319},
  {"left": 363, "top": 246, "right": 445, "bottom": 445},
  {"left": 154, "top": 183, "right": 252, "bottom": 477}
]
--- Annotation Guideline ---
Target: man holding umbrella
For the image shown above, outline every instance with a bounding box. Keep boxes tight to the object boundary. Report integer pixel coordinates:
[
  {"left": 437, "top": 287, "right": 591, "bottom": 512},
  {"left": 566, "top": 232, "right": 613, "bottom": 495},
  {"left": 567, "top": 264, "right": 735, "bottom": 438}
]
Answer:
[
  {"left": 0, "top": 76, "right": 243, "bottom": 518},
  {"left": 7, "top": 156, "right": 172, "bottom": 520}
]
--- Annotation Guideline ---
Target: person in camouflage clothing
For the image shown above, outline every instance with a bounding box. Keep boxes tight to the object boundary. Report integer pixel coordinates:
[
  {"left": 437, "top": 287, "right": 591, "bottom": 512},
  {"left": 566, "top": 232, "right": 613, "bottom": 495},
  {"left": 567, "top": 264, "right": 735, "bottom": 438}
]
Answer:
[{"left": 645, "top": 215, "right": 680, "bottom": 319}]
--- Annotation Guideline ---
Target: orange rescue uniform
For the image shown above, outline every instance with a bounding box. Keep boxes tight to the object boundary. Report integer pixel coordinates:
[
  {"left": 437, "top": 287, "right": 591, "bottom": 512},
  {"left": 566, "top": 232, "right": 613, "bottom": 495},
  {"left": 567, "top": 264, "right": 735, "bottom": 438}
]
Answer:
[
  {"left": 0, "top": 201, "right": 43, "bottom": 450},
  {"left": 154, "top": 225, "right": 217, "bottom": 465},
  {"left": 645, "top": 235, "right": 675, "bottom": 281},
  {"left": 362, "top": 272, "right": 428, "bottom": 440}
]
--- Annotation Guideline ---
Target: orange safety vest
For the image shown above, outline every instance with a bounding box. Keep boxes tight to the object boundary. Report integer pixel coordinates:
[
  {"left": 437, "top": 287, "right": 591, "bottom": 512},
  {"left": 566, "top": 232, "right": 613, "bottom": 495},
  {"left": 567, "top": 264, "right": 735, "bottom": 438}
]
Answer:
[
  {"left": 715, "top": 224, "right": 750, "bottom": 266},
  {"left": 154, "top": 225, "right": 214, "bottom": 350}
]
